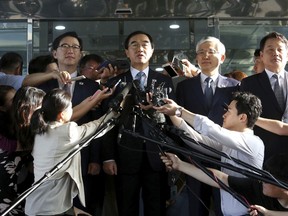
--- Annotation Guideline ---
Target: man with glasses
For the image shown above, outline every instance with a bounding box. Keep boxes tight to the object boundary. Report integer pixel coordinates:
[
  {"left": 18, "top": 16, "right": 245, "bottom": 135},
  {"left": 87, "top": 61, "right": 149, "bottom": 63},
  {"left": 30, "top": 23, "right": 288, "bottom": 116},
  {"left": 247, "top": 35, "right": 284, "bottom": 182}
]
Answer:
[
  {"left": 38, "top": 31, "right": 107, "bottom": 215},
  {"left": 102, "top": 30, "right": 175, "bottom": 216},
  {"left": 175, "top": 36, "right": 239, "bottom": 216}
]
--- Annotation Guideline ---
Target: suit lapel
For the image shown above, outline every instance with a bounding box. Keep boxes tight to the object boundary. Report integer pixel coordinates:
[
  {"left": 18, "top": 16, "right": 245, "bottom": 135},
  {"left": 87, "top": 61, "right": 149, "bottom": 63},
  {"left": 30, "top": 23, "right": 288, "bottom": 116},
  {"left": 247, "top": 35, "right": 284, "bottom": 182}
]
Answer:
[{"left": 259, "top": 72, "right": 284, "bottom": 113}]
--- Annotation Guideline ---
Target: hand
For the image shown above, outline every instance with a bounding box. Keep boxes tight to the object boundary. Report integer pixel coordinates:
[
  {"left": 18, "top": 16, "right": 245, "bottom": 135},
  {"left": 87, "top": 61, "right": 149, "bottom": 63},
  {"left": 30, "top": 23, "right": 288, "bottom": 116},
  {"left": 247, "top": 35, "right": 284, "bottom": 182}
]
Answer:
[
  {"left": 103, "top": 161, "right": 117, "bottom": 175},
  {"left": 249, "top": 205, "right": 268, "bottom": 216},
  {"left": 89, "top": 87, "right": 114, "bottom": 105},
  {"left": 88, "top": 162, "right": 101, "bottom": 175},
  {"left": 160, "top": 152, "right": 181, "bottom": 171},
  {"left": 181, "top": 59, "right": 200, "bottom": 77},
  {"left": 53, "top": 70, "right": 71, "bottom": 84},
  {"left": 153, "top": 98, "right": 179, "bottom": 116}
]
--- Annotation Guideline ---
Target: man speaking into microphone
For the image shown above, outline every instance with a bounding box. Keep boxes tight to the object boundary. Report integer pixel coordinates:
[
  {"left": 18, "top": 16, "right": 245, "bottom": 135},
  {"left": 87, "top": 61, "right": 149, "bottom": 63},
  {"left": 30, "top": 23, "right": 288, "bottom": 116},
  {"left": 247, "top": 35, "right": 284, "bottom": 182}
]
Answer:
[{"left": 101, "top": 30, "right": 175, "bottom": 216}]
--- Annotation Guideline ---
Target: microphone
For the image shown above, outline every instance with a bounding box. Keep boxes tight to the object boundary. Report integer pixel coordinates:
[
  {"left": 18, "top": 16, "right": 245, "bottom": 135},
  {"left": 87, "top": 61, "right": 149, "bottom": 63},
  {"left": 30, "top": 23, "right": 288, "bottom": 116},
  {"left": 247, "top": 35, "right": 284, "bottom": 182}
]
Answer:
[
  {"left": 108, "top": 82, "right": 133, "bottom": 112},
  {"left": 117, "top": 125, "right": 124, "bottom": 144}
]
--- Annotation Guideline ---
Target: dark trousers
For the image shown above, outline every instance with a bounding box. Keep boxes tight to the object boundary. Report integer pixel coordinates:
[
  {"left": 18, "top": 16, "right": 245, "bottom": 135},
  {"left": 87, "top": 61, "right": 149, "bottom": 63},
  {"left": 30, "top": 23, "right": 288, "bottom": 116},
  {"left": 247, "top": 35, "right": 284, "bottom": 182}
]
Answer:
[{"left": 186, "top": 175, "right": 223, "bottom": 216}]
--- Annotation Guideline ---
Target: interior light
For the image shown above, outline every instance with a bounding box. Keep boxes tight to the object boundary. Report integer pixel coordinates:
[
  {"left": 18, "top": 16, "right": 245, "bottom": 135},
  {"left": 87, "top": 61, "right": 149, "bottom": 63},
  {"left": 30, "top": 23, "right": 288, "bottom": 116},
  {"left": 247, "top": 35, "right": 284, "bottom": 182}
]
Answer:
[
  {"left": 169, "top": 24, "right": 180, "bottom": 29},
  {"left": 55, "top": 25, "right": 66, "bottom": 30}
]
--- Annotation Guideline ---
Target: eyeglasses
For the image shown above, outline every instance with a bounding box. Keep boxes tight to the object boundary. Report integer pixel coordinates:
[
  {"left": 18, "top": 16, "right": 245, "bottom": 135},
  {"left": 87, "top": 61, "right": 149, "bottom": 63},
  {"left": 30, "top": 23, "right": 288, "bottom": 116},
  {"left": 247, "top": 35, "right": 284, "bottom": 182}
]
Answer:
[
  {"left": 128, "top": 42, "right": 151, "bottom": 49},
  {"left": 58, "top": 43, "right": 81, "bottom": 51},
  {"left": 196, "top": 49, "right": 219, "bottom": 56}
]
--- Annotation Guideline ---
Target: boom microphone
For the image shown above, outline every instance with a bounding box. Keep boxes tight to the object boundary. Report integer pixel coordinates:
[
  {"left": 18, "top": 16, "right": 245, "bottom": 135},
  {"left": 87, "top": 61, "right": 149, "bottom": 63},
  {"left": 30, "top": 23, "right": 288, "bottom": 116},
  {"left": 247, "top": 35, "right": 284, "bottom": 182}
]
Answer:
[{"left": 108, "top": 82, "right": 133, "bottom": 111}]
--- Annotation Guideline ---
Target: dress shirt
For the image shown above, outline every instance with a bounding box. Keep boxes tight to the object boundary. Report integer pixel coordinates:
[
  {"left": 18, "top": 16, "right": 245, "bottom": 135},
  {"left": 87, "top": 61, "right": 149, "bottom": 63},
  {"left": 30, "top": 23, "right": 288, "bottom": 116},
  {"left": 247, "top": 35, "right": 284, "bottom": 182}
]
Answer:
[
  {"left": 178, "top": 115, "right": 264, "bottom": 216},
  {"left": 266, "top": 69, "right": 287, "bottom": 101},
  {"left": 200, "top": 73, "right": 218, "bottom": 94},
  {"left": 0, "top": 72, "right": 25, "bottom": 90}
]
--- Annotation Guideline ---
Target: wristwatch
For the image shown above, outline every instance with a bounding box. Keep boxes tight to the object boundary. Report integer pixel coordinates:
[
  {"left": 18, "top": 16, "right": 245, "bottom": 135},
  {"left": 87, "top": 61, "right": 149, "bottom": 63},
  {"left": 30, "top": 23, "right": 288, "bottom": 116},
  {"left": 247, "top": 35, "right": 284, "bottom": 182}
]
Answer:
[{"left": 175, "top": 107, "right": 183, "bottom": 117}]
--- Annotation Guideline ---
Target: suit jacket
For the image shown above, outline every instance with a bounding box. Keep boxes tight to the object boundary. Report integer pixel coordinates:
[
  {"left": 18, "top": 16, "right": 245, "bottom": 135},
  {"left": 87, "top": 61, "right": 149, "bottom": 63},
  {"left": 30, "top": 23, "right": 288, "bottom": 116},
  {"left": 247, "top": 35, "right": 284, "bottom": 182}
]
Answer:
[
  {"left": 176, "top": 73, "right": 239, "bottom": 125},
  {"left": 102, "top": 69, "right": 175, "bottom": 174},
  {"left": 38, "top": 78, "right": 102, "bottom": 175},
  {"left": 240, "top": 71, "right": 288, "bottom": 160}
]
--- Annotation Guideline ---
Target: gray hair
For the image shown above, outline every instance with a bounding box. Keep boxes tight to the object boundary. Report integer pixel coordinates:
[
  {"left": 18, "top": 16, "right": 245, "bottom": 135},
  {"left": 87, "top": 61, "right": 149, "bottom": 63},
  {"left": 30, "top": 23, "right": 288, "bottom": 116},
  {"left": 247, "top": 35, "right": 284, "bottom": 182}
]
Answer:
[{"left": 196, "top": 36, "right": 226, "bottom": 55}]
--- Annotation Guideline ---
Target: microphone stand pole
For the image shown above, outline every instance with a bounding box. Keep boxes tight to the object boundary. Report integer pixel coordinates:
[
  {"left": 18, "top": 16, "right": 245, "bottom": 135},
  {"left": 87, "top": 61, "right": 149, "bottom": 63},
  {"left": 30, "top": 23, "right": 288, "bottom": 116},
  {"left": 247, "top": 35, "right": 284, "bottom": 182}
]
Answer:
[
  {"left": 123, "top": 129, "right": 288, "bottom": 189},
  {"left": 2, "top": 116, "right": 119, "bottom": 216}
]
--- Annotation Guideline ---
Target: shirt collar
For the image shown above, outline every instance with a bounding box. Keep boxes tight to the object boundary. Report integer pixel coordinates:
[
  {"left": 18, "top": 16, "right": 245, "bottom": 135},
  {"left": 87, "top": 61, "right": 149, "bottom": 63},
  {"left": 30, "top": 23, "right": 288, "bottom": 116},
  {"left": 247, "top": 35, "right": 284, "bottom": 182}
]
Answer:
[
  {"left": 200, "top": 73, "right": 219, "bottom": 83},
  {"left": 131, "top": 67, "right": 149, "bottom": 79},
  {"left": 265, "top": 69, "right": 285, "bottom": 79}
]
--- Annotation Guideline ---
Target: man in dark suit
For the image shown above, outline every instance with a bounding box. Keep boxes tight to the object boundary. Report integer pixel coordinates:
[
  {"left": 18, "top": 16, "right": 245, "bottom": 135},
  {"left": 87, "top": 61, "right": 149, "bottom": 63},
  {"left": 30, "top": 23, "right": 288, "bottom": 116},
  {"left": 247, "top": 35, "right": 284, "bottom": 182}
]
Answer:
[
  {"left": 37, "top": 31, "right": 106, "bottom": 215},
  {"left": 102, "top": 30, "right": 175, "bottom": 216},
  {"left": 176, "top": 36, "right": 239, "bottom": 216},
  {"left": 240, "top": 31, "right": 288, "bottom": 161}
]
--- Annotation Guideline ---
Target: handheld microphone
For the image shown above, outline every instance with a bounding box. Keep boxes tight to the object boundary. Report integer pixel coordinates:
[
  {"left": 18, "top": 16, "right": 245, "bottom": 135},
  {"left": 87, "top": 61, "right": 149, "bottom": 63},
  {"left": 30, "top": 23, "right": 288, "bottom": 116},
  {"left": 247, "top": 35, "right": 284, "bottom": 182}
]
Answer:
[
  {"left": 70, "top": 75, "right": 86, "bottom": 81},
  {"left": 108, "top": 82, "right": 133, "bottom": 111}
]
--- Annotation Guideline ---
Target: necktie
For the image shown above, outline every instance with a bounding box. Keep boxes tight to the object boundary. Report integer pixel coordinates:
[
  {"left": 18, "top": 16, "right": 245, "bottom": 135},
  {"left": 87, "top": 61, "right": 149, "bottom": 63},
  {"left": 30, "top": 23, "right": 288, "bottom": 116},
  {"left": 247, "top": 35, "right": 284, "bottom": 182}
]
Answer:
[
  {"left": 204, "top": 77, "right": 213, "bottom": 109},
  {"left": 273, "top": 74, "right": 285, "bottom": 110},
  {"left": 135, "top": 71, "right": 146, "bottom": 91}
]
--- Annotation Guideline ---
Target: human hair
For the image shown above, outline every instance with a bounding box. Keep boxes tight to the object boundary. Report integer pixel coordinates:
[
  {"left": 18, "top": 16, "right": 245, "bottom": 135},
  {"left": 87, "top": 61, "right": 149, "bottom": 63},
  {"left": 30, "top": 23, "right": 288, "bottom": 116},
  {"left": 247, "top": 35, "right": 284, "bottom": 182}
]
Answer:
[
  {"left": 11, "top": 86, "right": 46, "bottom": 149},
  {"left": 196, "top": 36, "right": 226, "bottom": 55},
  {"left": 52, "top": 31, "right": 83, "bottom": 51},
  {"left": 263, "top": 153, "right": 288, "bottom": 184},
  {"left": 28, "top": 55, "right": 57, "bottom": 74},
  {"left": 231, "top": 91, "right": 262, "bottom": 128},
  {"left": 254, "top": 48, "right": 261, "bottom": 58},
  {"left": 0, "top": 85, "right": 15, "bottom": 106},
  {"left": 124, "top": 30, "right": 154, "bottom": 49},
  {"left": 229, "top": 70, "right": 247, "bottom": 81},
  {"left": 0, "top": 52, "right": 23, "bottom": 73},
  {"left": 30, "top": 89, "right": 71, "bottom": 135},
  {"left": 259, "top": 32, "right": 288, "bottom": 51},
  {"left": 79, "top": 54, "right": 104, "bottom": 69}
]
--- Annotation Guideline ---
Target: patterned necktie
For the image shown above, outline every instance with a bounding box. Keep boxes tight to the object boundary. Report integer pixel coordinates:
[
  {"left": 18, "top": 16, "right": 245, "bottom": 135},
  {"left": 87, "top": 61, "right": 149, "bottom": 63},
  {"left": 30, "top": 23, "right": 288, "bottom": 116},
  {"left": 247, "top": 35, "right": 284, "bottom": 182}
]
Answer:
[
  {"left": 273, "top": 74, "right": 285, "bottom": 110},
  {"left": 204, "top": 77, "right": 213, "bottom": 109},
  {"left": 135, "top": 71, "right": 146, "bottom": 91}
]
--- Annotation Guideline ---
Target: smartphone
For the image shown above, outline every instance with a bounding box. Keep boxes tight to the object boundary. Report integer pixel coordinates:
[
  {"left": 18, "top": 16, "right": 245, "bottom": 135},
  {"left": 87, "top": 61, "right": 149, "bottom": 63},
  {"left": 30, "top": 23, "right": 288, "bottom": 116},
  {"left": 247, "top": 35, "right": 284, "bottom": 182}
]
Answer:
[
  {"left": 172, "top": 57, "right": 188, "bottom": 74},
  {"left": 111, "top": 59, "right": 130, "bottom": 70},
  {"left": 107, "top": 79, "right": 121, "bottom": 90},
  {"left": 96, "top": 60, "right": 111, "bottom": 70},
  {"left": 162, "top": 63, "right": 178, "bottom": 77}
]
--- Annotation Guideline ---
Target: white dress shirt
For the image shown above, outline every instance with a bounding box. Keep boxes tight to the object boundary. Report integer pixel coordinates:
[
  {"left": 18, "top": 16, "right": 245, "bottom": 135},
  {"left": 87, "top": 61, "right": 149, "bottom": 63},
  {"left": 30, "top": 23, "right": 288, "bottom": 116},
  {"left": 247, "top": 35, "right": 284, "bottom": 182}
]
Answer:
[{"left": 178, "top": 115, "right": 264, "bottom": 216}]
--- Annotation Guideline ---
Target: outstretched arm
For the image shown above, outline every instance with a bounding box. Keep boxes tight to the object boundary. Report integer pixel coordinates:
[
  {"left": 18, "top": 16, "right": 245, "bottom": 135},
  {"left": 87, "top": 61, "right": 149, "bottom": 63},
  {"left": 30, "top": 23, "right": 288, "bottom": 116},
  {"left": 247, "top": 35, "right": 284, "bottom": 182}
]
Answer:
[
  {"left": 256, "top": 117, "right": 288, "bottom": 136},
  {"left": 71, "top": 87, "right": 112, "bottom": 121},
  {"left": 22, "top": 70, "right": 70, "bottom": 87},
  {"left": 161, "top": 152, "right": 228, "bottom": 188},
  {"left": 249, "top": 205, "right": 288, "bottom": 216},
  {"left": 153, "top": 98, "right": 196, "bottom": 126}
]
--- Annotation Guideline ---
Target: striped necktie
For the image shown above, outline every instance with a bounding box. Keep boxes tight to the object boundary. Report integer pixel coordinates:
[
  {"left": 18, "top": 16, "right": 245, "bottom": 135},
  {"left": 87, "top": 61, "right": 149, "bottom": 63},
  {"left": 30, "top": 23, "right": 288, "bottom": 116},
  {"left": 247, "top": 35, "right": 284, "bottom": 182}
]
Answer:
[
  {"left": 273, "top": 74, "right": 285, "bottom": 110},
  {"left": 204, "top": 77, "right": 213, "bottom": 109},
  {"left": 135, "top": 71, "right": 146, "bottom": 91}
]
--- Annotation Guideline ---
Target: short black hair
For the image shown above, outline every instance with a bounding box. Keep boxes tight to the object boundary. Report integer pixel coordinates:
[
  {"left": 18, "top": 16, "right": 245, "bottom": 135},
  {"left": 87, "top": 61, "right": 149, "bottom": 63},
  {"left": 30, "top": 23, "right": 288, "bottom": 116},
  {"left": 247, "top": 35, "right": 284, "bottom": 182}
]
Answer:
[
  {"left": 52, "top": 31, "right": 83, "bottom": 51},
  {"left": 28, "top": 55, "right": 57, "bottom": 74},
  {"left": 0, "top": 52, "right": 23, "bottom": 72},
  {"left": 264, "top": 153, "right": 288, "bottom": 184},
  {"left": 231, "top": 91, "right": 262, "bottom": 128},
  {"left": 124, "top": 30, "right": 154, "bottom": 50},
  {"left": 79, "top": 54, "right": 104, "bottom": 69},
  {"left": 259, "top": 31, "right": 288, "bottom": 52},
  {"left": 254, "top": 48, "right": 261, "bottom": 58}
]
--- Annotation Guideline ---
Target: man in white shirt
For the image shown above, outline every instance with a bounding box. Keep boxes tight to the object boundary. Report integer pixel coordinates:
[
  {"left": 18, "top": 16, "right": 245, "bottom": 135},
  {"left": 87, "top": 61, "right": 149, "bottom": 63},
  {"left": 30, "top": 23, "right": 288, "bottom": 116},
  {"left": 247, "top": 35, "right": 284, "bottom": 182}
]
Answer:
[{"left": 154, "top": 91, "right": 264, "bottom": 216}]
